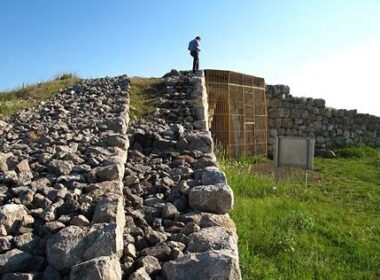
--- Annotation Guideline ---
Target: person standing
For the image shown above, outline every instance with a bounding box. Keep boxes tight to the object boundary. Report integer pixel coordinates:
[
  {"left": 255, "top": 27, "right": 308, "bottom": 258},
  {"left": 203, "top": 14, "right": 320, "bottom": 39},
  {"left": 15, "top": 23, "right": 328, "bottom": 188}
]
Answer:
[{"left": 188, "top": 36, "right": 201, "bottom": 74}]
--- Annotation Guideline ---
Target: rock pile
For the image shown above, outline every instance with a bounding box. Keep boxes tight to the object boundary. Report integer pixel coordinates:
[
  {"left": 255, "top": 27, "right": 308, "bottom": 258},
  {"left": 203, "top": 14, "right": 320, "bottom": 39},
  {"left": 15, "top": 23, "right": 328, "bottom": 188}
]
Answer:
[
  {"left": 120, "top": 71, "right": 241, "bottom": 280},
  {"left": 266, "top": 85, "right": 380, "bottom": 155},
  {"left": 0, "top": 76, "right": 130, "bottom": 279},
  {"left": 0, "top": 71, "right": 241, "bottom": 280}
]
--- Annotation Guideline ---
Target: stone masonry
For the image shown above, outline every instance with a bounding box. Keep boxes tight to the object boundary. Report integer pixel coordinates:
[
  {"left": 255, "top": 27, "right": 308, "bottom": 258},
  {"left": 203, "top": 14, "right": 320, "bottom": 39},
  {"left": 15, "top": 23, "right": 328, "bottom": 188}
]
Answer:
[
  {"left": 266, "top": 85, "right": 380, "bottom": 156},
  {"left": 121, "top": 70, "right": 240, "bottom": 280},
  {"left": 0, "top": 71, "right": 241, "bottom": 280}
]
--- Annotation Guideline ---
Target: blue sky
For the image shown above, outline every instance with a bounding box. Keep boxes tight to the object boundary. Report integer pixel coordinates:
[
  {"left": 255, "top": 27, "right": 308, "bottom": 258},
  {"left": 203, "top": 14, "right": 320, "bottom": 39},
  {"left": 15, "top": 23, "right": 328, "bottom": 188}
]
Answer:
[{"left": 1, "top": 0, "right": 379, "bottom": 115}]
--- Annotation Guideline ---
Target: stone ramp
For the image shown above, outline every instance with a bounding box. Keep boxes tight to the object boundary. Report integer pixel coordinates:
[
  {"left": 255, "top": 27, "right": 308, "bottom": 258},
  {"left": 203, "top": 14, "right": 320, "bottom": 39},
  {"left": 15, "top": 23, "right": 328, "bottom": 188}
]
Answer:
[
  {"left": 122, "top": 71, "right": 241, "bottom": 280},
  {"left": 0, "top": 71, "right": 241, "bottom": 280},
  {"left": 0, "top": 76, "right": 130, "bottom": 279}
]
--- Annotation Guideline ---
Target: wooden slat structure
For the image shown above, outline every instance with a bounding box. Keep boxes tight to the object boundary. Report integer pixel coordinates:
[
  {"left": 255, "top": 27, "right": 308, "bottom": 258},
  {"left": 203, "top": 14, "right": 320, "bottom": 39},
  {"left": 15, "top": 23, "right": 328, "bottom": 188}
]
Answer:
[{"left": 205, "top": 69, "right": 268, "bottom": 158}]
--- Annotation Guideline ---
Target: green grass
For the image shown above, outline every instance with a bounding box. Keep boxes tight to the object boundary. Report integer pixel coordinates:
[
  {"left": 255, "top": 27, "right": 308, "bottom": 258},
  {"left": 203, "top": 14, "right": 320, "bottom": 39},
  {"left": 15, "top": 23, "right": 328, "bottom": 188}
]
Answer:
[
  {"left": 129, "top": 77, "right": 163, "bottom": 120},
  {"left": 0, "top": 73, "right": 80, "bottom": 119},
  {"left": 220, "top": 148, "right": 380, "bottom": 280},
  {"left": 335, "top": 146, "right": 378, "bottom": 158}
]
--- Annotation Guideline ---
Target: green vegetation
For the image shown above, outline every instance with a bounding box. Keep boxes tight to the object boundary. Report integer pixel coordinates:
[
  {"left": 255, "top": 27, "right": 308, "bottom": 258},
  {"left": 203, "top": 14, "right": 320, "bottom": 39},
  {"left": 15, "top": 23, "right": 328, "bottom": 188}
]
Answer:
[
  {"left": 129, "top": 77, "right": 163, "bottom": 120},
  {"left": 220, "top": 147, "right": 380, "bottom": 280},
  {"left": 335, "top": 146, "right": 378, "bottom": 158},
  {"left": 0, "top": 73, "right": 79, "bottom": 118}
]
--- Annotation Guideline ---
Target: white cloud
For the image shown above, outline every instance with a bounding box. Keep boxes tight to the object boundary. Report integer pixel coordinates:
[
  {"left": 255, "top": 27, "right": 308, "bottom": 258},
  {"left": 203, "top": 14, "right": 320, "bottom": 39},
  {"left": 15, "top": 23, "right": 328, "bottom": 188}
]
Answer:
[{"left": 285, "top": 40, "right": 380, "bottom": 116}]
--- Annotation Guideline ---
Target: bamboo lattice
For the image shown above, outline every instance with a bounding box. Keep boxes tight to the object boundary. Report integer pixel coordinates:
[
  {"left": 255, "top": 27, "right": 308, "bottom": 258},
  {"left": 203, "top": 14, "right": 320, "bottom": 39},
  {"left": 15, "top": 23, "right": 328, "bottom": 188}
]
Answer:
[{"left": 205, "top": 70, "right": 268, "bottom": 158}]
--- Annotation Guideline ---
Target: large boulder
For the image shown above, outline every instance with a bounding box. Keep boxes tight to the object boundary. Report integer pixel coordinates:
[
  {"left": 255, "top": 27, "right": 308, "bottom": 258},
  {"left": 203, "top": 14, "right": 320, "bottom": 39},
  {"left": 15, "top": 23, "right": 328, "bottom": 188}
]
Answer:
[
  {"left": 0, "top": 204, "right": 34, "bottom": 235},
  {"left": 69, "top": 256, "right": 122, "bottom": 280},
  {"left": 47, "top": 224, "right": 123, "bottom": 273},
  {"left": 162, "top": 250, "right": 241, "bottom": 280},
  {"left": 186, "top": 226, "right": 237, "bottom": 253},
  {"left": 189, "top": 184, "right": 233, "bottom": 214}
]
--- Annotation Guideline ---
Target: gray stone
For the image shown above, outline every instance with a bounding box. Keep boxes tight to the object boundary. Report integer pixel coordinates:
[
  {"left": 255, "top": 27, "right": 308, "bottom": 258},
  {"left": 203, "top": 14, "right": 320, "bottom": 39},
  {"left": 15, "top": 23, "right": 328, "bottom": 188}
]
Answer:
[
  {"left": 0, "top": 204, "right": 34, "bottom": 235},
  {"left": 136, "top": 256, "right": 161, "bottom": 275},
  {"left": 15, "top": 160, "right": 33, "bottom": 185},
  {"left": 187, "top": 226, "right": 237, "bottom": 253},
  {"left": 201, "top": 167, "right": 227, "bottom": 185},
  {"left": 46, "top": 224, "right": 123, "bottom": 273},
  {"left": 128, "top": 267, "right": 151, "bottom": 280},
  {"left": 0, "top": 236, "right": 12, "bottom": 253},
  {"left": 87, "top": 164, "right": 124, "bottom": 182},
  {"left": 47, "top": 160, "right": 74, "bottom": 175},
  {"left": 141, "top": 243, "right": 172, "bottom": 261},
  {"left": 105, "top": 117, "right": 127, "bottom": 133},
  {"left": 100, "top": 134, "right": 129, "bottom": 149},
  {"left": 70, "top": 215, "right": 90, "bottom": 226},
  {"left": 189, "top": 184, "right": 233, "bottom": 214},
  {"left": 162, "top": 250, "right": 241, "bottom": 280},
  {"left": 199, "top": 214, "right": 237, "bottom": 233},
  {"left": 70, "top": 256, "right": 122, "bottom": 280},
  {"left": 181, "top": 222, "right": 200, "bottom": 235},
  {"left": 145, "top": 229, "right": 167, "bottom": 246},
  {"left": 0, "top": 249, "right": 40, "bottom": 274},
  {"left": 92, "top": 196, "right": 125, "bottom": 229},
  {"left": 43, "top": 265, "right": 62, "bottom": 280},
  {"left": 13, "top": 233, "right": 40, "bottom": 254},
  {"left": 162, "top": 203, "right": 179, "bottom": 219}
]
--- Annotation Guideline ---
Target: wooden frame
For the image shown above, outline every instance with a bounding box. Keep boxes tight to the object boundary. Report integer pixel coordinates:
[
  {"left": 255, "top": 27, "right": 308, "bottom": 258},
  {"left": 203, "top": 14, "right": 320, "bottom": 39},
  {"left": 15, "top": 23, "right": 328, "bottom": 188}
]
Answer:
[{"left": 205, "top": 69, "right": 268, "bottom": 158}]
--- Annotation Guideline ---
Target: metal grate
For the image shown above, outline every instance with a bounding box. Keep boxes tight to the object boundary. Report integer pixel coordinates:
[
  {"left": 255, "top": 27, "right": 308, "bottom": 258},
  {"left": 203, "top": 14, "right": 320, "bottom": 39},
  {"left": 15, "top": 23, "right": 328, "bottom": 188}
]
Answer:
[{"left": 205, "top": 70, "right": 268, "bottom": 158}]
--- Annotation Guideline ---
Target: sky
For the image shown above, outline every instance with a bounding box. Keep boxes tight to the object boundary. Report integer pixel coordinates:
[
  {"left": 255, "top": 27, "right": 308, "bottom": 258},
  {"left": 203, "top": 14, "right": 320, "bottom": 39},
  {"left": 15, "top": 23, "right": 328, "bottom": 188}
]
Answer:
[{"left": 0, "top": 0, "right": 379, "bottom": 115}]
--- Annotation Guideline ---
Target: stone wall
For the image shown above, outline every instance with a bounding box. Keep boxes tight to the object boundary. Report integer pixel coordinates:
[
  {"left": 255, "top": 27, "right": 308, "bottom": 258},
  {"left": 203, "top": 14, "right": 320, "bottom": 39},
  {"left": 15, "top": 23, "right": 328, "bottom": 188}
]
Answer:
[
  {"left": 0, "top": 77, "right": 130, "bottom": 279},
  {"left": 0, "top": 71, "right": 241, "bottom": 280},
  {"left": 122, "top": 70, "right": 241, "bottom": 279},
  {"left": 266, "top": 85, "right": 380, "bottom": 155}
]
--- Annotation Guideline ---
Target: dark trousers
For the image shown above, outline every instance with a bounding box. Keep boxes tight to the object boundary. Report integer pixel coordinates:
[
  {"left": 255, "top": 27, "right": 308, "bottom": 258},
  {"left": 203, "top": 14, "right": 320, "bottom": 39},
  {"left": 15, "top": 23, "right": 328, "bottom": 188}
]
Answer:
[{"left": 190, "top": 51, "right": 199, "bottom": 73}]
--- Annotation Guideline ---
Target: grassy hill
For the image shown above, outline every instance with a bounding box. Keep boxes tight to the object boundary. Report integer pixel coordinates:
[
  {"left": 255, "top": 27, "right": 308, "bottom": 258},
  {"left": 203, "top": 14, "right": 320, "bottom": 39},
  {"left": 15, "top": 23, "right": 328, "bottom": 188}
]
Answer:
[
  {"left": 0, "top": 74, "right": 163, "bottom": 121},
  {"left": 0, "top": 73, "right": 80, "bottom": 119},
  {"left": 221, "top": 147, "right": 380, "bottom": 279}
]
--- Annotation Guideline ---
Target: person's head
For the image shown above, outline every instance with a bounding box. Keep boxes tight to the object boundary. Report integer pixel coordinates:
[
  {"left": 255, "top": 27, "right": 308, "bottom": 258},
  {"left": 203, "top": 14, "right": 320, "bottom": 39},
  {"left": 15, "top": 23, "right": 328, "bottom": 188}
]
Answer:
[{"left": 195, "top": 36, "right": 201, "bottom": 41}]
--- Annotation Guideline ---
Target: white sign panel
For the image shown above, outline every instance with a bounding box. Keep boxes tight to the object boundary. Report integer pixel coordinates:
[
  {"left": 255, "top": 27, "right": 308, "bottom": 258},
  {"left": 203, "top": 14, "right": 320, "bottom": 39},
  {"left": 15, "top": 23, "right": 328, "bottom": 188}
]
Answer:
[{"left": 275, "top": 137, "right": 315, "bottom": 170}]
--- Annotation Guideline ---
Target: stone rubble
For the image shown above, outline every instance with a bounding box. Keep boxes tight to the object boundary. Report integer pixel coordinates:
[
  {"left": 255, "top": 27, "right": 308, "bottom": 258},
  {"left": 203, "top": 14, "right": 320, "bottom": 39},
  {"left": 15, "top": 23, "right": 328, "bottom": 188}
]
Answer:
[
  {"left": 0, "top": 71, "right": 241, "bottom": 280},
  {"left": 0, "top": 76, "right": 130, "bottom": 279}
]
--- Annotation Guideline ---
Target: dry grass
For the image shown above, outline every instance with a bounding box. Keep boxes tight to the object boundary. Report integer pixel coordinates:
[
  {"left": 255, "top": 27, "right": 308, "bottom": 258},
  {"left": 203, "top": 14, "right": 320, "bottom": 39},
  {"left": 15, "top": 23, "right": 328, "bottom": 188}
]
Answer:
[
  {"left": 129, "top": 77, "right": 164, "bottom": 120},
  {"left": 0, "top": 74, "right": 80, "bottom": 119}
]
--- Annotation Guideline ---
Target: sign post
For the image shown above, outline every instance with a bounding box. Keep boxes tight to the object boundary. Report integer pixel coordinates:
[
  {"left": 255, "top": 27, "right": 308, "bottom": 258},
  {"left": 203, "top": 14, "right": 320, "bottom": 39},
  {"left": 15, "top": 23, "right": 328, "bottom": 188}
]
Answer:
[{"left": 275, "top": 137, "right": 315, "bottom": 187}]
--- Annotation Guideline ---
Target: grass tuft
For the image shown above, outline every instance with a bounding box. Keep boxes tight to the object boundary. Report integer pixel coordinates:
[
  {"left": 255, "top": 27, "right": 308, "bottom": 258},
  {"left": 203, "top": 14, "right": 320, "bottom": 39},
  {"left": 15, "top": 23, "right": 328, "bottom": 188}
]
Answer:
[
  {"left": 129, "top": 77, "right": 163, "bottom": 120},
  {"left": 55, "top": 72, "right": 79, "bottom": 81}
]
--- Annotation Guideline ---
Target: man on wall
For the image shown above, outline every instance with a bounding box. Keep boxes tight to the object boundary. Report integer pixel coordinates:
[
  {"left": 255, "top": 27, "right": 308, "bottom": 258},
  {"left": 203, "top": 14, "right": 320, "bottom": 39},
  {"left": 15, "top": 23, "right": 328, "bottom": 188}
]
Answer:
[{"left": 188, "top": 36, "right": 201, "bottom": 74}]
